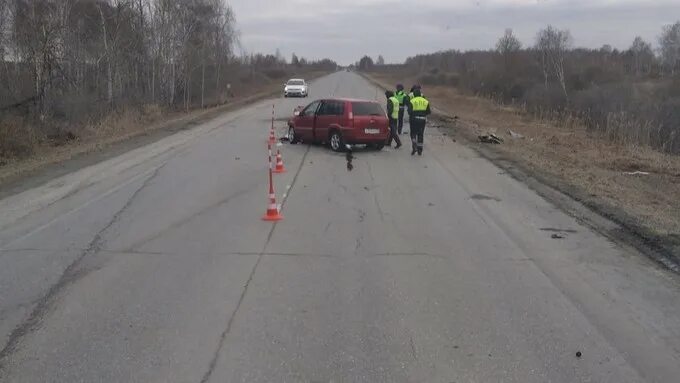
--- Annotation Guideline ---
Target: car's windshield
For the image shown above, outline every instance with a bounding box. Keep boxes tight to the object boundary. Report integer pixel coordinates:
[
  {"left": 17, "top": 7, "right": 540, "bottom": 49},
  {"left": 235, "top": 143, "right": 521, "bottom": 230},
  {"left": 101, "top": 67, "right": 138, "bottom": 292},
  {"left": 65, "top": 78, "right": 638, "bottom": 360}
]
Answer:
[
  {"left": 287, "top": 80, "right": 304, "bottom": 86},
  {"left": 352, "top": 102, "right": 384, "bottom": 116}
]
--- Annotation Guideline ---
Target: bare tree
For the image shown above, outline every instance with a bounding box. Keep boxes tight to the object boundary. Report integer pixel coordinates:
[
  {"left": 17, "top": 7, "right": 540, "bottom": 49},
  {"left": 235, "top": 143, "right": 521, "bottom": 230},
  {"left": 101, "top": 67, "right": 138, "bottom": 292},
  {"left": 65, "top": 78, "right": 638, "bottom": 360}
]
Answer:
[
  {"left": 0, "top": 0, "right": 331, "bottom": 140},
  {"left": 496, "top": 28, "right": 521, "bottom": 71},
  {"left": 536, "top": 25, "right": 572, "bottom": 101},
  {"left": 659, "top": 21, "right": 680, "bottom": 75},
  {"left": 376, "top": 55, "right": 385, "bottom": 66},
  {"left": 630, "top": 36, "right": 653, "bottom": 75}
]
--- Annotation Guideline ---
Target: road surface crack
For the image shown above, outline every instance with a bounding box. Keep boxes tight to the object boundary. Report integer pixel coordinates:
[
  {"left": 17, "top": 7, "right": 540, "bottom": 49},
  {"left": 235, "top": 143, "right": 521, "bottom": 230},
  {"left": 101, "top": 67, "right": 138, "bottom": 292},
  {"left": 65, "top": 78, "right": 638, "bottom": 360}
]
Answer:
[
  {"left": 199, "top": 143, "right": 311, "bottom": 383},
  {"left": 0, "top": 163, "right": 165, "bottom": 371}
]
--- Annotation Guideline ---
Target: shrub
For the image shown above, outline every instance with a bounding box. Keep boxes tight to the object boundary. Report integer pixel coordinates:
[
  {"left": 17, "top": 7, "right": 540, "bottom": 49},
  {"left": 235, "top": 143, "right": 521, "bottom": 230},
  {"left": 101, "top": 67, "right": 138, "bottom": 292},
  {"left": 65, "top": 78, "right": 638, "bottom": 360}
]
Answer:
[{"left": 0, "top": 117, "right": 37, "bottom": 159}]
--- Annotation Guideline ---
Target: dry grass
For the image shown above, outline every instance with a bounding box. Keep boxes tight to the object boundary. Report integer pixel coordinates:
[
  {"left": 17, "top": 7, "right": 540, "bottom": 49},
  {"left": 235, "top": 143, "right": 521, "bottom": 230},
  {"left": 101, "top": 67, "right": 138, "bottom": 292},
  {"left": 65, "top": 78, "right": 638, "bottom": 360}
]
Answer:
[
  {"left": 0, "top": 116, "right": 39, "bottom": 162},
  {"left": 371, "top": 72, "right": 680, "bottom": 238}
]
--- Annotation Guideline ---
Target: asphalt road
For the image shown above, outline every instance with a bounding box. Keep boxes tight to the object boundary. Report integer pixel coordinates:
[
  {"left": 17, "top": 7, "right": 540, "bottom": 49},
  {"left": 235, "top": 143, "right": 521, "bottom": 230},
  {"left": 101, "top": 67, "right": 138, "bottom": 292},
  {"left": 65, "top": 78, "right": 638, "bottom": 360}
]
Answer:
[{"left": 1, "top": 72, "right": 679, "bottom": 382}]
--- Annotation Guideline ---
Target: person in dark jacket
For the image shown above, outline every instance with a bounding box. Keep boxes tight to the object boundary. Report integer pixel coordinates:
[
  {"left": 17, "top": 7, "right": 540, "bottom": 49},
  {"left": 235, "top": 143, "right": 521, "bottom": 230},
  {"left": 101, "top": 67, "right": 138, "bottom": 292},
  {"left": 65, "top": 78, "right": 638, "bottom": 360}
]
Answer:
[
  {"left": 395, "top": 84, "right": 407, "bottom": 134},
  {"left": 385, "top": 90, "right": 402, "bottom": 149}
]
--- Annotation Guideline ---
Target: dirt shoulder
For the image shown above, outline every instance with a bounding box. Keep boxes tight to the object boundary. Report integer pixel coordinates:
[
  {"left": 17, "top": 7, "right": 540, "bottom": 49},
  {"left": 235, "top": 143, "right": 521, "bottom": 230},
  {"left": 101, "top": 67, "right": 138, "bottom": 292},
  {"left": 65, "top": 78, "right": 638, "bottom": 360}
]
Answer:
[
  {"left": 0, "top": 72, "right": 328, "bottom": 199},
  {"left": 363, "top": 71, "right": 680, "bottom": 271}
]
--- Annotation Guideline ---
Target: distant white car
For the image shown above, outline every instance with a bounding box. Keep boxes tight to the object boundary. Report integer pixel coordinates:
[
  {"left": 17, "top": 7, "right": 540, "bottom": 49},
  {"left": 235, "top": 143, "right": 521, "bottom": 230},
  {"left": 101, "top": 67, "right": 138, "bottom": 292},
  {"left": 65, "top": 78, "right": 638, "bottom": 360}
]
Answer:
[{"left": 284, "top": 79, "right": 308, "bottom": 98}]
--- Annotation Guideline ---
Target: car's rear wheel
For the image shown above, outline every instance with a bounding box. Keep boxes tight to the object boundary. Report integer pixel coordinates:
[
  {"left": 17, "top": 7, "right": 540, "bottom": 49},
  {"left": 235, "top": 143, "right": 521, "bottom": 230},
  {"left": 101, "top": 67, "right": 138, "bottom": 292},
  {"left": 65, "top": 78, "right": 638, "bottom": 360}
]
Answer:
[
  {"left": 329, "top": 131, "right": 344, "bottom": 152},
  {"left": 288, "top": 126, "right": 299, "bottom": 144}
]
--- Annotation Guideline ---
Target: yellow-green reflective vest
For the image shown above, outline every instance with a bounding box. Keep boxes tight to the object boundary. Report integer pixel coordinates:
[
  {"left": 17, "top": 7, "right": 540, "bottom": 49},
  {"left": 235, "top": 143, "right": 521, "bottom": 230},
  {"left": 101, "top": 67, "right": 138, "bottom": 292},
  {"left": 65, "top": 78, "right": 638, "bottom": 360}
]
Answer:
[
  {"left": 389, "top": 97, "right": 400, "bottom": 119},
  {"left": 410, "top": 96, "right": 429, "bottom": 112},
  {"left": 395, "top": 90, "right": 406, "bottom": 105}
]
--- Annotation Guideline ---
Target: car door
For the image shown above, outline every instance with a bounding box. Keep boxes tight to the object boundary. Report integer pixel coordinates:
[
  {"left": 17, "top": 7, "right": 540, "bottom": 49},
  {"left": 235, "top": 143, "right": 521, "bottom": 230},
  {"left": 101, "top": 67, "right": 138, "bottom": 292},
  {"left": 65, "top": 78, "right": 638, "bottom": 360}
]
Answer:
[
  {"left": 295, "top": 100, "right": 321, "bottom": 142},
  {"left": 314, "top": 100, "right": 344, "bottom": 143}
]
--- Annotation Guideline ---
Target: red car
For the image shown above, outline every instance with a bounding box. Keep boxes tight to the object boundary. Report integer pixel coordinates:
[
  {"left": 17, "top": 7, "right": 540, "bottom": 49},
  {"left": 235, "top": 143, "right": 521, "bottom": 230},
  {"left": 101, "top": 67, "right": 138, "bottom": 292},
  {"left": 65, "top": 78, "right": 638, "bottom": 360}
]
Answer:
[{"left": 287, "top": 98, "right": 389, "bottom": 151}]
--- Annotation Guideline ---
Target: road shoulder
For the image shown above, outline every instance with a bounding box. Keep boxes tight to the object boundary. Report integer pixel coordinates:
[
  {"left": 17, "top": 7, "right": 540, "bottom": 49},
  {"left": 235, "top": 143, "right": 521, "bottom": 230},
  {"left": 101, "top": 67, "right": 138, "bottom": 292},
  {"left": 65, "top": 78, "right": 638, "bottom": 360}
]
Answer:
[{"left": 360, "top": 71, "right": 680, "bottom": 273}]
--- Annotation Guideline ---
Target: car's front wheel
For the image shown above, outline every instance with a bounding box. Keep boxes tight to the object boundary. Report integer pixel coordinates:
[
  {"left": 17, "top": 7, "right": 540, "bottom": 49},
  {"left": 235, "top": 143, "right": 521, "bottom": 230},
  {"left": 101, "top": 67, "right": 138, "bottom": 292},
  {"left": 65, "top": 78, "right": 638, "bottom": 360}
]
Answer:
[
  {"left": 288, "top": 126, "right": 299, "bottom": 144},
  {"left": 329, "top": 131, "right": 344, "bottom": 152}
]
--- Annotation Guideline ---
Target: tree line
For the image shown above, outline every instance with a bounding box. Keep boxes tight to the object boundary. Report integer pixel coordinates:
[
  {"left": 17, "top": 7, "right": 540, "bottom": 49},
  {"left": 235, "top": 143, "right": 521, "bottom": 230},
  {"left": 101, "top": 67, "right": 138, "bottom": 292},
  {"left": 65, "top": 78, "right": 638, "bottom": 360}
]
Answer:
[
  {"left": 369, "top": 22, "right": 680, "bottom": 154},
  {"left": 0, "top": 0, "right": 336, "bottom": 159}
]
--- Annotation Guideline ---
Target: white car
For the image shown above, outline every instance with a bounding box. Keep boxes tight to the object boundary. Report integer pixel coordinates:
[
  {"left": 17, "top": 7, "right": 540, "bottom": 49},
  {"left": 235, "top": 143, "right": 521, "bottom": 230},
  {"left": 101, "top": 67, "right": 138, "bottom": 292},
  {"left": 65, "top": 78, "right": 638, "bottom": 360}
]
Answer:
[{"left": 284, "top": 79, "right": 308, "bottom": 98}]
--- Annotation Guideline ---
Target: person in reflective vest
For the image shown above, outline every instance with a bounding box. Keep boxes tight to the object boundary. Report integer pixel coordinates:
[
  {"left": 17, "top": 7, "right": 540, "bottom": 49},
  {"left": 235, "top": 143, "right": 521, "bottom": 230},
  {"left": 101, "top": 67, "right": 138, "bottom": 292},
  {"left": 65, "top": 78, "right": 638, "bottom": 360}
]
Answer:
[
  {"left": 385, "top": 91, "right": 402, "bottom": 149},
  {"left": 395, "top": 84, "right": 407, "bottom": 134},
  {"left": 407, "top": 88, "right": 431, "bottom": 156}
]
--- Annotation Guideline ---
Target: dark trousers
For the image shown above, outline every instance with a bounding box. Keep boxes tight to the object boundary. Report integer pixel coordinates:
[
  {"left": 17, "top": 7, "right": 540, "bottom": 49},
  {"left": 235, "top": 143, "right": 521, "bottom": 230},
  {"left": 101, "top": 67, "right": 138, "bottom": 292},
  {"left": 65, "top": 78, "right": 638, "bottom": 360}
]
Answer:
[
  {"left": 410, "top": 119, "right": 426, "bottom": 154},
  {"left": 397, "top": 107, "right": 405, "bottom": 134},
  {"left": 388, "top": 118, "right": 402, "bottom": 147}
]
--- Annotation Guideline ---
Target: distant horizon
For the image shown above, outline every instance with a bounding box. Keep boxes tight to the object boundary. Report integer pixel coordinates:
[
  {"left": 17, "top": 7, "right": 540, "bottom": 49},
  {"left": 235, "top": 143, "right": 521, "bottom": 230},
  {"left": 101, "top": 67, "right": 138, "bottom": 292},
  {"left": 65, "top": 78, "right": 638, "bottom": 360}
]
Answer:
[{"left": 230, "top": 0, "right": 680, "bottom": 66}]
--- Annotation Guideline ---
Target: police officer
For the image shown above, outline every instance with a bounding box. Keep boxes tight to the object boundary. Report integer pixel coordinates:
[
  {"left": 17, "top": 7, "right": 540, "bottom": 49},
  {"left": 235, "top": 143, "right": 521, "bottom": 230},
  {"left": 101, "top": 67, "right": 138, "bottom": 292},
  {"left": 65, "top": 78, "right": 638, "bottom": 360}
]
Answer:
[
  {"left": 395, "top": 84, "right": 407, "bottom": 134},
  {"left": 407, "top": 88, "right": 431, "bottom": 156},
  {"left": 408, "top": 84, "right": 423, "bottom": 99},
  {"left": 385, "top": 91, "right": 402, "bottom": 149}
]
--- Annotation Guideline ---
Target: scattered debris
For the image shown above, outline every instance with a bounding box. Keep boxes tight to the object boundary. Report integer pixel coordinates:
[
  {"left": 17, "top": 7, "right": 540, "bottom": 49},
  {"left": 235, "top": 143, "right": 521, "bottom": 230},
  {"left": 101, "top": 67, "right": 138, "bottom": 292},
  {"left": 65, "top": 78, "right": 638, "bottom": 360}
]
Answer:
[
  {"left": 540, "top": 228, "right": 578, "bottom": 234},
  {"left": 624, "top": 171, "right": 650, "bottom": 176},
  {"left": 363, "top": 186, "right": 370, "bottom": 191},
  {"left": 428, "top": 202, "right": 435, "bottom": 207},
  {"left": 235, "top": 157, "right": 240, "bottom": 160},
  {"left": 551, "top": 234, "right": 565, "bottom": 239},
  {"left": 478, "top": 134, "right": 503, "bottom": 144},
  {"left": 576, "top": 351, "right": 582, "bottom": 358},
  {"left": 470, "top": 194, "right": 502, "bottom": 202},
  {"left": 346, "top": 148, "right": 354, "bottom": 172},
  {"left": 508, "top": 129, "right": 525, "bottom": 139}
]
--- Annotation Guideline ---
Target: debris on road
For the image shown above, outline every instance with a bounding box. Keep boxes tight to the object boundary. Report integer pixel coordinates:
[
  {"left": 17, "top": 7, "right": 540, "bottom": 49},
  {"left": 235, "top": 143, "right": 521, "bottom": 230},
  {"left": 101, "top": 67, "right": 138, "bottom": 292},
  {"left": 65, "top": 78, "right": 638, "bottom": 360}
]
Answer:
[
  {"left": 346, "top": 148, "right": 354, "bottom": 172},
  {"left": 551, "top": 234, "right": 565, "bottom": 239},
  {"left": 235, "top": 157, "right": 240, "bottom": 160},
  {"left": 478, "top": 134, "right": 504, "bottom": 144},
  {"left": 576, "top": 351, "right": 582, "bottom": 358},
  {"left": 624, "top": 171, "right": 650, "bottom": 176},
  {"left": 508, "top": 130, "right": 525, "bottom": 139}
]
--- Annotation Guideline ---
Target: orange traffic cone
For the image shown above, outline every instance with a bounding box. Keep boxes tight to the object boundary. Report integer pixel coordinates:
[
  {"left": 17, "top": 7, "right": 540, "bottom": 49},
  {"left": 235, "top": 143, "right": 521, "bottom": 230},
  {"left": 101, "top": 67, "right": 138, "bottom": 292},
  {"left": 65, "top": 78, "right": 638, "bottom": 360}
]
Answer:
[
  {"left": 262, "top": 150, "right": 283, "bottom": 221},
  {"left": 273, "top": 149, "right": 286, "bottom": 173}
]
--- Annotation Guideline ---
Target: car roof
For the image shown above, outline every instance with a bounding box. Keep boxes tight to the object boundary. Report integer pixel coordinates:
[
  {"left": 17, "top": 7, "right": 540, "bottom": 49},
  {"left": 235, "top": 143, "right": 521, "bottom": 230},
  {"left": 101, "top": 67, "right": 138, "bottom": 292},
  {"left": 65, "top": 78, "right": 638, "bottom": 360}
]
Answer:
[{"left": 321, "top": 98, "right": 379, "bottom": 103}]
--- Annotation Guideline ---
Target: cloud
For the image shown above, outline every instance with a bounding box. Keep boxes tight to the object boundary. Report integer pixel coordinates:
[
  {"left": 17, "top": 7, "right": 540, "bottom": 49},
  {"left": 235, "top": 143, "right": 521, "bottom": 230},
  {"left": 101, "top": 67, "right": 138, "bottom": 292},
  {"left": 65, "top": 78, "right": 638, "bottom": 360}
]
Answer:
[{"left": 229, "top": 0, "right": 680, "bottom": 64}]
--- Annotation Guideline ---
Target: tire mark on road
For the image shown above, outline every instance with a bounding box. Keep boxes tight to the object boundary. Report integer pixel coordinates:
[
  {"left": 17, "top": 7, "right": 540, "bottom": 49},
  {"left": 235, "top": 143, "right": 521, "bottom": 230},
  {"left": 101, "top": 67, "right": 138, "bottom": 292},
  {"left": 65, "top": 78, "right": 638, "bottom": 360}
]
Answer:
[
  {"left": 199, "top": 143, "right": 312, "bottom": 383},
  {"left": 0, "top": 162, "right": 167, "bottom": 371}
]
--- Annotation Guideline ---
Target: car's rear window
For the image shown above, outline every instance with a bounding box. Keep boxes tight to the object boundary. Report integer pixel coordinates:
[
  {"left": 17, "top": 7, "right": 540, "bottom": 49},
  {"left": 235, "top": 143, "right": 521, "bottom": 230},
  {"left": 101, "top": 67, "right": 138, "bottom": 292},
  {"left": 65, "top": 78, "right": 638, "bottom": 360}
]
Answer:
[
  {"left": 287, "top": 80, "right": 304, "bottom": 85},
  {"left": 352, "top": 102, "right": 384, "bottom": 116}
]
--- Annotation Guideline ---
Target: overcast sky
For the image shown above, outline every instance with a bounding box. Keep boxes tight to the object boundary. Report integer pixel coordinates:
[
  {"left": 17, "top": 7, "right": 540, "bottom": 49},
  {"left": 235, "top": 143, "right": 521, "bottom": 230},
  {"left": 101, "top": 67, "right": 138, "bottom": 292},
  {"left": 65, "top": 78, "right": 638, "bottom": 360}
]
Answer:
[{"left": 229, "top": 0, "right": 680, "bottom": 65}]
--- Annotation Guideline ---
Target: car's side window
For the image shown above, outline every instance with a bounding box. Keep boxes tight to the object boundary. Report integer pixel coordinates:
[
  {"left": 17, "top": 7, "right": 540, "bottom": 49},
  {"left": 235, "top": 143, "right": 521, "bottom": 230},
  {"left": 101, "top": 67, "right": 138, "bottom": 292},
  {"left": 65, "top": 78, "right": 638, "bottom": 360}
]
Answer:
[
  {"left": 332, "top": 101, "right": 345, "bottom": 116},
  {"left": 301, "top": 101, "right": 320, "bottom": 117},
  {"left": 318, "top": 101, "right": 344, "bottom": 116}
]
